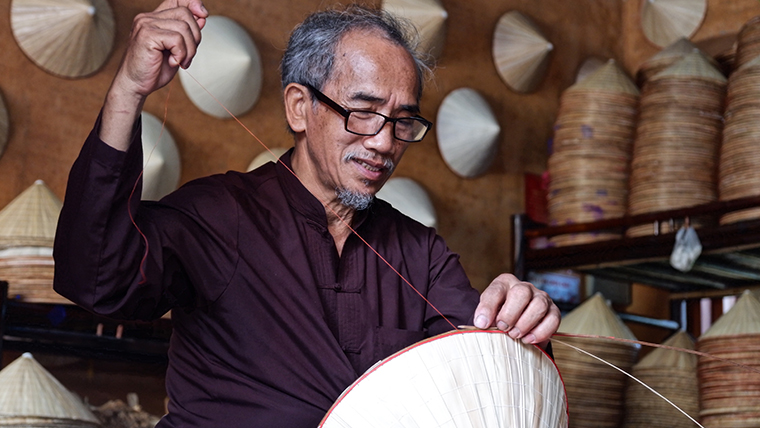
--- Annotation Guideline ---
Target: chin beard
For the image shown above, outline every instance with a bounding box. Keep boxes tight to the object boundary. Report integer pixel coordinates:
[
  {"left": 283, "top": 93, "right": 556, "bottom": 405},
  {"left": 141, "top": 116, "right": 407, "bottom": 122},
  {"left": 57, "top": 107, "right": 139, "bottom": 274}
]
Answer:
[{"left": 336, "top": 188, "right": 374, "bottom": 210}]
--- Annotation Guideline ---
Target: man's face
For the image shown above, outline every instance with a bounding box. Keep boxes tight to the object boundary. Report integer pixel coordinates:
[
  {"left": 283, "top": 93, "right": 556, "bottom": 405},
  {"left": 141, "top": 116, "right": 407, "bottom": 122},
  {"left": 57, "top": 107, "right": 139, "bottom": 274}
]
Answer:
[{"left": 302, "top": 29, "right": 420, "bottom": 208}]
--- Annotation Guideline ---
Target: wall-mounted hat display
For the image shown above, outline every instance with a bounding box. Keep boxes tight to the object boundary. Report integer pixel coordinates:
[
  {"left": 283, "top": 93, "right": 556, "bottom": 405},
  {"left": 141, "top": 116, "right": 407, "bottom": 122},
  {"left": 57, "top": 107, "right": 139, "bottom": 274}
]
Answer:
[
  {"left": 179, "top": 15, "right": 263, "bottom": 119},
  {"left": 436, "top": 88, "right": 500, "bottom": 178},
  {"left": 381, "top": 0, "right": 448, "bottom": 59},
  {"left": 492, "top": 10, "right": 553, "bottom": 93},
  {"left": 640, "top": 0, "right": 707, "bottom": 48},
  {"left": 141, "top": 112, "right": 181, "bottom": 201},
  {"left": 247, "top": 147, "right": 289, "bottom": 172},
  {"left": 376, "top": 177, "right": 437, "bottom": 229},
  {"left": 10, "top": 0, "right": 115, "bottom": 78}
]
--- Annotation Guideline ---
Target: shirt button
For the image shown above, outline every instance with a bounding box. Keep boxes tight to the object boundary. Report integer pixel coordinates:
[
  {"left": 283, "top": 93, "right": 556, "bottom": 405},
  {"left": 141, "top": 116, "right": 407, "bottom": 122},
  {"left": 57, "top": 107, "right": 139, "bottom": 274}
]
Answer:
[{"left": 334, "top": 284, "right": 342, "bottom": 291}]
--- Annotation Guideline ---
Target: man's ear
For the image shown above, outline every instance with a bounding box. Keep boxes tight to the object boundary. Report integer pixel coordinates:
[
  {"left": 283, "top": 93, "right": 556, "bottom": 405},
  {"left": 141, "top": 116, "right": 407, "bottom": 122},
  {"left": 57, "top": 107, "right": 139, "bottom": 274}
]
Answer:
[{"left": 284, "top": 83, "right": 310, "bottom": 133}]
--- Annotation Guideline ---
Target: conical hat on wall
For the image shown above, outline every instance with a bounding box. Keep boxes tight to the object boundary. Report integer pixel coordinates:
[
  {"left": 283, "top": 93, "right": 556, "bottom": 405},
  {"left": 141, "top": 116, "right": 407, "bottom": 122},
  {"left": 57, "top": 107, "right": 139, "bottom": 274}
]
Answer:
[
  {"left": 436, "top": 88, "right": 500, "bottom": 178},
  {"left": 247, "top": 147, "right": 290, "bottom": 171},
  {"left": 640, "top": 0, "right": 707, "bottom": 48},
  {"left": 382, "top": 0, "right": 447, "bottom": 59},
  {"left": 0, "top": 180, "right": 62, "bottom": 249},
  {"left": 700, "top": 290, "right": 760, "bottom": 338},
  {"left": 0, "top": 92, "right": 8, "bottom": 160},
  {"left": 376, "top": 177, "right": 437, "bottom": 229},
  {"left": 0, "top": 353, "right": 100, "bottom": 426},
  {"left": 10, "top": 0, "right": 115, "bottom": 78},
  {"left": 141, "top": 112, "right": 181, "bottom": 201},
  {"left": 558, "top": 292, "right": 638, "bottom": 340},
  {"left": 179, "top": 15, "right": 262, "bottom": 118},
  {"left": 492, "top": 10, "right": 553, "bottom": 93},
  {"left": 319, "top": 330, "right": 568, "bottom": 428}
]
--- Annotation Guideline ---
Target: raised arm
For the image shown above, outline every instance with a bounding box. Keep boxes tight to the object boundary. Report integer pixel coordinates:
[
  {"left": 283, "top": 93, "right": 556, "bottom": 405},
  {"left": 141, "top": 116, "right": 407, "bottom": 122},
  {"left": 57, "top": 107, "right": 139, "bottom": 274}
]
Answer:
[{"left": 101, "top": 0, "right": 208, "bottom": 151}]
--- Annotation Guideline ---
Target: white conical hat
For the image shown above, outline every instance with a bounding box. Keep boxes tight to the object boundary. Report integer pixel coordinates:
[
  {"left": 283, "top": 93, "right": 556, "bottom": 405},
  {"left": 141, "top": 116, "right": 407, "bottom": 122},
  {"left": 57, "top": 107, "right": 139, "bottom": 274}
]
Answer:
[
  {"left": 558, "top": 293, "right": 638, "bottom": 341},
  {"left": 700, "top": 290, "right": 760, "bottom": 338},
  {"left": 436, "top": 88, "right": 500, "bottom": 178},
  {"left": 247, "top": 147, "right": 290, "bottom": 171},
  {"left": 0, "top": 91, "right": 8, "bottom": 160},
  {"left": 141, "top": 112, "right": 181, "bottom": 201},
  {"left": 0, "top": 353, "right": 100, "bottom": 425},
  {"left": 0, "top": 180, "right": 62, "bottom": 248},
  {"left": 382, "top": 0, "right": 448, "bottom": 59},
  {"left": 179, "top": 15, "right": 262, "bottom": 118},
  {"left": 319, "top": 330, "right": 567, "bottom": 428},
  {"left": 492, "top": 10, "right": 553, "bottom": 93},
  {"left": 10, "top": 0, "right": 115, "bottom": 78},
  {"left": 641, "top": 0, "right": 707, "bottom": 48},
  {"left": 376, "top": 177, "right": 437, "bottom": 228}
]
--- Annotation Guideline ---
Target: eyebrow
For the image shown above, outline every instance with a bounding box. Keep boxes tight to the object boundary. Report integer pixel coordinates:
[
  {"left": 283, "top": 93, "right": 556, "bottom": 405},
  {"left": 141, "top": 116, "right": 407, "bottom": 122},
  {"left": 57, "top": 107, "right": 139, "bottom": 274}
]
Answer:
[{"left": 349, "top": 91, "right": 420, "bottom": 115}]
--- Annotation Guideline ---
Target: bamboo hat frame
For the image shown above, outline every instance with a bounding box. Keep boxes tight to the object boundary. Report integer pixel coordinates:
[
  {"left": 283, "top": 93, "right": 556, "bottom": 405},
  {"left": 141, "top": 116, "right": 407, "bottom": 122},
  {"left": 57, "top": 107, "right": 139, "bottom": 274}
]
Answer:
[{"left": 10, "top": 0, "right": 115, "bottom": 78}]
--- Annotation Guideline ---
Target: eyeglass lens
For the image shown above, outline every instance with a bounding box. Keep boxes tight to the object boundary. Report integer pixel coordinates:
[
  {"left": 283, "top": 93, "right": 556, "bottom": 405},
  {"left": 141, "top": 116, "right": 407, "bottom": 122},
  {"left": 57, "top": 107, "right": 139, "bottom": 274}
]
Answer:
[{"left": 346, "top": 112, "right": 429, "bottom": 142}]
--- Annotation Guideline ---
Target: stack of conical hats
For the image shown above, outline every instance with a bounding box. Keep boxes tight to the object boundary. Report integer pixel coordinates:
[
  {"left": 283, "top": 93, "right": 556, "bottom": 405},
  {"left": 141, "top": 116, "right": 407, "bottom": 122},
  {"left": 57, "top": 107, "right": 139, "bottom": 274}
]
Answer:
[
  {"left": 718, "top": 55, "right": 760, "bottom": 224},
  {"left": 734, "top": 16, "right": 760, "bottom": 72},
  {"left": 0, "top": 353, "right": 100, "bottom": 427},
  {"left": 491, "top": 10, "right": 553, "bottom": 93},
  {"left": 547, "top": 60, "right": 638, "bottom": 246},
  {"left": 0, "top": 180, "right": 68, "bottom": 304},
  {"left": 627, "top": 52, "right": 726, "bottom": 237},
  {"left": 697, "top": 290, "right": 760, "bottom": 428},
  {"left": 622, "top": 330, "right": 699, "bottom": 428},
  {"left": 553, "top": 293, "right": 640, "bottom": 427},
  {"left": 636, "top": 38, "right": 718, "bottom": 86}
]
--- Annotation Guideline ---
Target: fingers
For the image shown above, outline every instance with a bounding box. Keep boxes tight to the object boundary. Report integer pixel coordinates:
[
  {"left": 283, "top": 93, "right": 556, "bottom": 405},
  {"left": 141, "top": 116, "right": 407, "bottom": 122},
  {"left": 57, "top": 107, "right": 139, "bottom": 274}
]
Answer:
[
  {"left": 133, "top": 6, "right": 203, "bottom": 69},
  {"left": 473, "top": 273, "right": 561, "bottom": 345}
]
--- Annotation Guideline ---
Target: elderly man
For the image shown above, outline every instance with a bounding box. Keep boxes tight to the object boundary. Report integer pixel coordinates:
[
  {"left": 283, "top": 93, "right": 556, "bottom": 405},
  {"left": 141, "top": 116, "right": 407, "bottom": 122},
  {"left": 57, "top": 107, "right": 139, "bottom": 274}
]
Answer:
[{"left": 53, "top": 1, "right": 560, "bottom": 427}]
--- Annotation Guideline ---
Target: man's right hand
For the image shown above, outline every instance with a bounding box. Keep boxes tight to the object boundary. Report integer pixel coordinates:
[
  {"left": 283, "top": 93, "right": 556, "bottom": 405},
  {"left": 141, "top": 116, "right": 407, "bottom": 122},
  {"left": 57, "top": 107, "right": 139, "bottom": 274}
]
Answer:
[{"left": 100, "top": 0, "right": 208, "bottom": 151}]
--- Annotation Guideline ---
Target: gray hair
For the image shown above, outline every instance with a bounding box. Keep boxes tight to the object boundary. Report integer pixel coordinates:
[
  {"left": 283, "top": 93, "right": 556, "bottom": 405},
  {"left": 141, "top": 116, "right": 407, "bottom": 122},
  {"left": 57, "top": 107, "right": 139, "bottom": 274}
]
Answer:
[{"left": 280, "top": 5, "right": 431, "bottom": 100}]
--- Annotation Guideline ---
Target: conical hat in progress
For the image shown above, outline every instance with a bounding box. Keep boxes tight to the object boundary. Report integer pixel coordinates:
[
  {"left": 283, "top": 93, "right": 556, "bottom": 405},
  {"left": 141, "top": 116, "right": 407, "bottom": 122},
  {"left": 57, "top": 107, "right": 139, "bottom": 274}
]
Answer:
[
  {"left": 141, "top": 112, "right": 181, "bottom": 201},
  {"left": 376, "top": 177, "right": 437, "bottom": 228},
  {"left": 640, "top": 0, "right": 707, "bottom": 48},
  {"left": 382, "top": 0, "right": 448, "bottom": 59},
  {"left": 492, "top": 10, "right": 553, "bottom": 93},
  {"left": 0, "top": 92, "right": 8, "bottom": 160},
  {"left": 247, "top": 147, "right": 289, "bottom": 171},
  {"left": 179, "top": 15, "right": 262, "bottom": 118},
  {"left": 635, "top": 330, "right": 696, "bottom": 369},
  {"left": 10, "top": 0, "right": 115, "bottom": 78},
  {"left": 436, "top": 88, "right": 500, "bottom": 178},
  {"left": 558, "top": 292, "right": 638, "bottom": 341},
  {"left": 700, "top": 290, "right": 760, "bottom": 338},
  {"left": 0, "top": 180, "right": 62, "bottom": 249},
  {"left": 0, "top": 353, "right": 100, "bottom": 426},
  {"left": 319, "top": 330, "right": 568, "bottom": 428},
  {"left": 567, "top": 59, "right": 640, "bottom": 95},
  {"left": 650, "top": 50, "right": 726, "bottom": 83}
]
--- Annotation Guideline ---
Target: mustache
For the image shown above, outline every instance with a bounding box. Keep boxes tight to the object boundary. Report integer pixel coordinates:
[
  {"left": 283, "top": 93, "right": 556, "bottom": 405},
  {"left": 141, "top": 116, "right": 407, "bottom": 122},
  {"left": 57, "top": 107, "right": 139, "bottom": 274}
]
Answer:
[{"left": 342, "top": 150, "right": 396, "bottom": 173}]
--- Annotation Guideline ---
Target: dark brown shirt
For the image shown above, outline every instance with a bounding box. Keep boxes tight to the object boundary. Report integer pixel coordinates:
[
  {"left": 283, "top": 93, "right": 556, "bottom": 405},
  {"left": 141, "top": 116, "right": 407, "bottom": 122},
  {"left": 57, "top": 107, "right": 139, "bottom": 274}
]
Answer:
[{"left": 54, "top": 118, "right": 480, "bottom": 427}]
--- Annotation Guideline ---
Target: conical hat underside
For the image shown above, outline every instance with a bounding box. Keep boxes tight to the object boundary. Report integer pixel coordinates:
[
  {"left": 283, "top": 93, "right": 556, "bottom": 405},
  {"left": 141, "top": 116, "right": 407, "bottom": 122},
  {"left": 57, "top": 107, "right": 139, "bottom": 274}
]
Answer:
[
  {"left": 376, "top": 177, "right": 437, "bottom": 229},
  {"left": 558, "top": 293, "right": 638, "bottom": 340},
  {"left": 650, "top": 51, "right": 726, "bottom": 83},
  {"left": 0, "top": 180, "right": 62, "bottom": 248},
  {"left": 492, "top": 11, "right": 553, "bottom": 93},
  {"left": 640, "top": 0, "right": 707, "bottom": 48},
  {"left": 247, "top": 147, "right": 289, "bottom": 171},
  {"left": 179, "top": 15, "right": 262, "bottom": 118},
  {"left": 567, "top": 59, "right": 639, "bottom": 95},
  {"left": 382, "top": 0, "right": 447, "bottom": 58},
  {"left": 319, "top": 330, "right": 568, "bottom": 428},
  {"left": 0, "top": 92, "right": 8, "bottom": 160},
  {"left": 436, "top": 88, "right": 500, "bottom": 178},
  {"left": 700, "top": 290, "right": 760, "bottom": 338},
  {"left": 10, "top": 0, "right": 115, "bottom": 78},
  {"left": 141, "top": 112, "right": 181, "bottom": 201},
  {"left": 635, "top": 330, "right": 696, "bottom": 369},
  {"left": 0, "top": 353, "right": 99, "bottom": 424}
]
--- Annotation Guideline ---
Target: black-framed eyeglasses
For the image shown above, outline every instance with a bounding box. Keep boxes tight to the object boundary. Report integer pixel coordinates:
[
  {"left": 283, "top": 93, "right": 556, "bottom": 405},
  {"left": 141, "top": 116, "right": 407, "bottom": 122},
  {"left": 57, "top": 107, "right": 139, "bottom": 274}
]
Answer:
[{"left": 305, "top": 84, "right": 432, "bottom": 143}]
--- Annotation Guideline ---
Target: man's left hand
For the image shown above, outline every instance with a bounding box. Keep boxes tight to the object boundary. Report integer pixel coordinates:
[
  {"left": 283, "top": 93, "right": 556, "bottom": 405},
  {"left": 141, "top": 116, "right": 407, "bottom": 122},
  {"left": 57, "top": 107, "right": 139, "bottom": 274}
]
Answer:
[{"left": 473, "top": 274, "right": 561, "bottom": 349}]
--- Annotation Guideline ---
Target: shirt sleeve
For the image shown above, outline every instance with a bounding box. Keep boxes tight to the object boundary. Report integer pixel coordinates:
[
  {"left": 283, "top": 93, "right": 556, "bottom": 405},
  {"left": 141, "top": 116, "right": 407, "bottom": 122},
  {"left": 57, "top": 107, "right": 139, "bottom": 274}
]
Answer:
[{"left": 53, "top": 115, "right": 238, "bottom": 321}]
